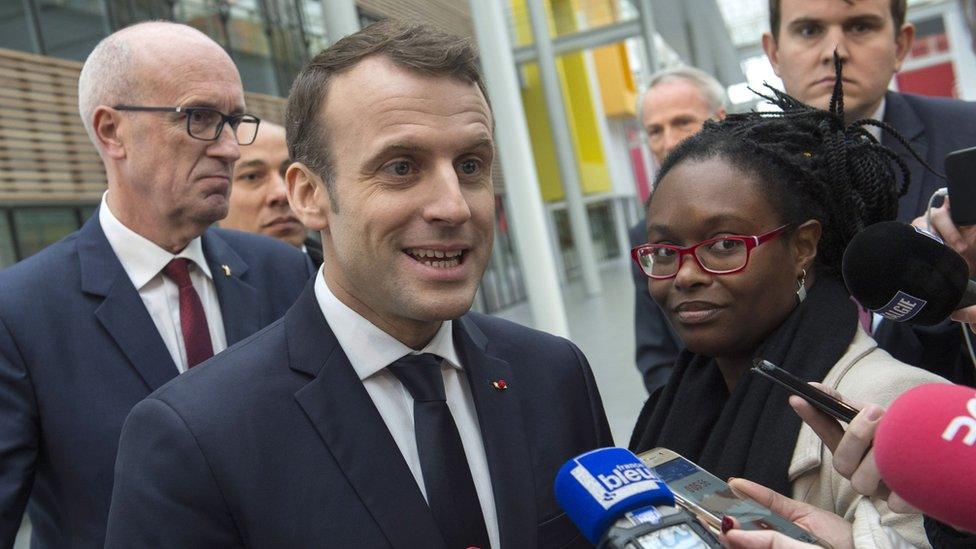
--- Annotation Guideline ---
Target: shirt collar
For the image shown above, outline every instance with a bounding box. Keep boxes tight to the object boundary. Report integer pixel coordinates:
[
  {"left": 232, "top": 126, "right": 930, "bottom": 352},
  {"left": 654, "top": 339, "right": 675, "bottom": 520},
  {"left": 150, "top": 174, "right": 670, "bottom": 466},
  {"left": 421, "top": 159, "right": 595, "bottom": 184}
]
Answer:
[
  {"left": 866, "top": 97, "right": 886, "bottom": 142},
  {"left": 99, "top": 192, "right": 213, "bottom": 290},
  {"left": 312, "top": 269, "right": 461, "bottom": 381}
]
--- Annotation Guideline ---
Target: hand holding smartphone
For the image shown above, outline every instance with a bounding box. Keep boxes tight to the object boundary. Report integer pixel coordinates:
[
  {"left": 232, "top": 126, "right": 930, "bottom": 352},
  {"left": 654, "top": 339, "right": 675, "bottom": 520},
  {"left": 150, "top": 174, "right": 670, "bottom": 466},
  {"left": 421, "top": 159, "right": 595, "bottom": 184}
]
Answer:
[
  {"left": 750, "top": 359, "right": 860, "bottom": 423},
  {"left": 638, "top": 448, "right": 830, "bottom": 548}
]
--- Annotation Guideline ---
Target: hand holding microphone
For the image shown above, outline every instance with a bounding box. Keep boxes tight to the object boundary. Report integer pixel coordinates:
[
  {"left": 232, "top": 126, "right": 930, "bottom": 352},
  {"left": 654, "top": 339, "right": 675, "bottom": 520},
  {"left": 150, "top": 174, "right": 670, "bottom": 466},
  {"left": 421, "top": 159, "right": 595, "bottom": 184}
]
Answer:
[
  {"left": 911, "top": 196, "right": 976, "bottom": 277},
  {"left": 842, "top": 221, "right": 976, "bottom": 326}
]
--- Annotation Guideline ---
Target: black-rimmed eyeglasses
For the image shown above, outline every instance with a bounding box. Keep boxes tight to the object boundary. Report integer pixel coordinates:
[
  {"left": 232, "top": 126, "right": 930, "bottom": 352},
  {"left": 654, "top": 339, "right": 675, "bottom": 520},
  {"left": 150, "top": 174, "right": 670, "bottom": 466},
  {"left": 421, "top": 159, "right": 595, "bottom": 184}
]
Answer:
[{"left": 113, "top": 105, "right": 261, "bottom": 145}]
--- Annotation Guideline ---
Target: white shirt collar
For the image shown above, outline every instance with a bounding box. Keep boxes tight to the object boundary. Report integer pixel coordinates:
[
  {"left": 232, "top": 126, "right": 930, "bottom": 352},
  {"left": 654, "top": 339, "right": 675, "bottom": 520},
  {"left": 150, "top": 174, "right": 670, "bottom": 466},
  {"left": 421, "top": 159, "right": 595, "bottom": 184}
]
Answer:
[
  {"left": 99, "top": 192, "right": 213, "bottom": 290},
  {"left": 312, "top": 269, "right": 461, "bottom": 381},
  {"left": 866, "top": 98, "right": 886, "bottom": 142}
]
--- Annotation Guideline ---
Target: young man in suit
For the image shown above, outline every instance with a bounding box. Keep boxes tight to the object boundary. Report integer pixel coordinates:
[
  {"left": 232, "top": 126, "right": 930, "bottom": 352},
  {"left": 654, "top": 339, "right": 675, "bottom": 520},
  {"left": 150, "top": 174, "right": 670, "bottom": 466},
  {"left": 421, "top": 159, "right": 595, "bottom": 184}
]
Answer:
[
  {"left": 221, "top": 122, "right": 323, "bottom": 267},
  {"left": 105, "top": 20, "right": 612, "bottom": 549},
  {"left": 0, "top": 22, "right": 313, "bottom": 548},
  {"left": 763, "top": 0, "right": 976, "bottom": 385}
]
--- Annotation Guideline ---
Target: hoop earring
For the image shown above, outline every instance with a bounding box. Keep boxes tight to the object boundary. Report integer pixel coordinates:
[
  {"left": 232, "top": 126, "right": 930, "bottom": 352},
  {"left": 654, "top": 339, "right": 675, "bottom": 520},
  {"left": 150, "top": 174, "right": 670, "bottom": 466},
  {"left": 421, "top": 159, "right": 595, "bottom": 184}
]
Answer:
[{"left": 796, "top": 269, "right": 807, "bottom": 303}]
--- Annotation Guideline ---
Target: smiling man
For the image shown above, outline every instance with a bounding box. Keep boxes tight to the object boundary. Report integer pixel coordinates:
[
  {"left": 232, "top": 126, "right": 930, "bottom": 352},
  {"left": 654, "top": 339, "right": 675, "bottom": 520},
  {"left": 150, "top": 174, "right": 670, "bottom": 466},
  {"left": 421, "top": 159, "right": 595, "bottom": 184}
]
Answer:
[
  {"left": 763, "top": 0, "right": 976, "bottom": 386},
  {"left": 0, "top": 22, "right": 312, "bottom": 548},
  {"left": 106, "top": 20, "right": 611, "bottom": 548},
  {"left": 222, "top": 122, "right": 323, "bottom": 265}
]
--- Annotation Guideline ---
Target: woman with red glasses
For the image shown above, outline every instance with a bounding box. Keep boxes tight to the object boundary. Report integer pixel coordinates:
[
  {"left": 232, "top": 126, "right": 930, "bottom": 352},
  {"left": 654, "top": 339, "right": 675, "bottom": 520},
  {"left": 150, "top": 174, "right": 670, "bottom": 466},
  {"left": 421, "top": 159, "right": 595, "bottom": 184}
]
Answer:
[{"left": 628, "top": 79, "right": 944, "bottom": 547}]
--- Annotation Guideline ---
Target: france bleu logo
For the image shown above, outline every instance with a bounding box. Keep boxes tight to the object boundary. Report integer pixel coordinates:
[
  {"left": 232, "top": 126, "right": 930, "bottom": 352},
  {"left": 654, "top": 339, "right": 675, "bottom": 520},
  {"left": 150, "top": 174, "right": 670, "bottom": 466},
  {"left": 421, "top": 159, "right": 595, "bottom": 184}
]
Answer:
[{"left": 568, "top": 455, "right": 662, "bottom": 510}]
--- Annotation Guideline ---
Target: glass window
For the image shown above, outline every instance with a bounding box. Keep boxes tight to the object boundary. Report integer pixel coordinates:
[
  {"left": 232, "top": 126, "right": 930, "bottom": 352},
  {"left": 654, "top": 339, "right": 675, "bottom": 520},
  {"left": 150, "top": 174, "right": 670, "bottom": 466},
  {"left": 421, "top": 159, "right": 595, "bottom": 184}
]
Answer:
[
  {"left": 34, "top": 0, "right": 108, "bottom": 61},
  {"left": 12, "top": 208, "right": 80, "bottom": 260},
  {"left": 0, "top": 1, "right": 38, "bottom": 52},
  {"left": 587, "top": 201, "right": 619, "bottom": 261},
  {"left": 0, "top": 212, "right": 17, "bottom": 269}
]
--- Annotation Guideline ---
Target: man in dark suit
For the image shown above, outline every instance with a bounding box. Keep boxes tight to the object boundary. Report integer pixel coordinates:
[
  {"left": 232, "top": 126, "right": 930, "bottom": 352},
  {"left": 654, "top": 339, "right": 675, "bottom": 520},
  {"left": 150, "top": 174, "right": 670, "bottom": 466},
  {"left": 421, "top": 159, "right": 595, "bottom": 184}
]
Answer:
[
  {"left": 763, "top": 0, "right": 976, "bottom": 385},
  {"left": 0, "top": 22, "right": 313, "bottom": 548},
  {"left": 629, "top": 67, "right": 727, "bottom": 393},
  {"left": 105, "top": 20, "right": 612, "bottom": 548},
  {"left": 222, "top": 121, "right": 323, "bottom": 268}
]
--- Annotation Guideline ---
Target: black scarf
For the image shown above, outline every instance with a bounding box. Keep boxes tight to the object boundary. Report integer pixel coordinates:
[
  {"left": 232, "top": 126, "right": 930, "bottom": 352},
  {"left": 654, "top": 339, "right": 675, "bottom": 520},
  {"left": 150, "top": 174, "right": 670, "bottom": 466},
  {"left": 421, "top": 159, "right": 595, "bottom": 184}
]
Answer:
[{"left": 628, "top": 276, "right": 857, "bottom": 496}]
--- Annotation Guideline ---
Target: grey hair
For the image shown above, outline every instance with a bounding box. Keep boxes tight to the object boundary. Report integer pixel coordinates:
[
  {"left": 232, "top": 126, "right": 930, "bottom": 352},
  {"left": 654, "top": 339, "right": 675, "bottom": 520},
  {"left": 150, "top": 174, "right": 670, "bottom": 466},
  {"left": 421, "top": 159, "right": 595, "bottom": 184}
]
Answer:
[
  {"left": 78, "top": 21, "right": 215, "bottom": 147},
  {"left": 637, "top": 66, "right": 727, "bottom": 122}
]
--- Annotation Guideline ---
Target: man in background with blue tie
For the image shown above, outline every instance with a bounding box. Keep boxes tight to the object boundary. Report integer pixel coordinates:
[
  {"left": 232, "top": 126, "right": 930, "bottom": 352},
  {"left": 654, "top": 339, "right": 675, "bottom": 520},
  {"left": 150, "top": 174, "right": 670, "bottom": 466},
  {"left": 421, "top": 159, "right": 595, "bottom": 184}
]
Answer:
[
  {"left": 106, "top": 20, "right": 612, "bottom": 548},
  {"left": 0, "top": 21, "right": 312, "bottom": 548}
]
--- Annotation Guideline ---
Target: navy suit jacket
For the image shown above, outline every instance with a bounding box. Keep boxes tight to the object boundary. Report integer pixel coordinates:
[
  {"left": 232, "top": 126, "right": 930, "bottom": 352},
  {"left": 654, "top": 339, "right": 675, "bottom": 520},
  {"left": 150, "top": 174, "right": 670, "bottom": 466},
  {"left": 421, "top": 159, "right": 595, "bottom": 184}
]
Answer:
[
  {"left": 874, "top": 91, "right": 976, "bottom": 386},
  {"left": 0, "top": 214, "right": 313, "bottom": 548},
  {"left": 105, "top": 284, "right": 613, "bottom": 548}
]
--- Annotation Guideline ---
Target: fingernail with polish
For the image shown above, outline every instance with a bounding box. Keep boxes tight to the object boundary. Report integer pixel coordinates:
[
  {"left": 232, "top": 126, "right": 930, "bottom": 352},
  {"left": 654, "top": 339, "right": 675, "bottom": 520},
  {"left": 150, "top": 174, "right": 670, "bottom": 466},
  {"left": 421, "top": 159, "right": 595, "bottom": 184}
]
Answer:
[{"left": 721, "top": 516, "right": 734, "bottom": 534}]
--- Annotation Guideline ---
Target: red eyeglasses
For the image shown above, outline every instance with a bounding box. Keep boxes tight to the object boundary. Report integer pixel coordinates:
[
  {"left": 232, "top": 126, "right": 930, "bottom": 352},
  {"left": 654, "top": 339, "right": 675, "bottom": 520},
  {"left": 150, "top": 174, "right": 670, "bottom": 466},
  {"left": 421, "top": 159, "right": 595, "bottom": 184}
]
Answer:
[{"left": 631, "top": 224, "right": 791, "bottom": 279}]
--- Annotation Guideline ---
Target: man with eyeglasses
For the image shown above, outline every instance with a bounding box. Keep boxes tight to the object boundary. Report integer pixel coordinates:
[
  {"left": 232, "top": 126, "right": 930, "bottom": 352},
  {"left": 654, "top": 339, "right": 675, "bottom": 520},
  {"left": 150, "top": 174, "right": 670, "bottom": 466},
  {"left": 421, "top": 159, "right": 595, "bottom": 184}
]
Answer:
[{"left": 0, "top": 21, "right": 313, "bottom": 548}]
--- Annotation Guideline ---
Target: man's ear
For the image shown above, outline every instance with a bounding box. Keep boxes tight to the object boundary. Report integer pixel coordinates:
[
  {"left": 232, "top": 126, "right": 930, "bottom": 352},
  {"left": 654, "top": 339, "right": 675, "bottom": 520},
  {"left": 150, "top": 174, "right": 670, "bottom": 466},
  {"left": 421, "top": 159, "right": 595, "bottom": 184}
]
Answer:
[
  {"left": 92, "top": 106, "right": 126, "bottom": 159},
  {"left": 792, "top": 219, "right": 822, "bottom": 273},
  {"left": 286, "top": 162, "right": 331, "bottom": 231},
  {"left": 893, "top": 23, "right": 916, "bottom": 72},
  {"left": 761, "top": 31, "right": 782, "bottom": 76},
  {"left": 714, "top": 107, "right": 728, "bottom": 122}
]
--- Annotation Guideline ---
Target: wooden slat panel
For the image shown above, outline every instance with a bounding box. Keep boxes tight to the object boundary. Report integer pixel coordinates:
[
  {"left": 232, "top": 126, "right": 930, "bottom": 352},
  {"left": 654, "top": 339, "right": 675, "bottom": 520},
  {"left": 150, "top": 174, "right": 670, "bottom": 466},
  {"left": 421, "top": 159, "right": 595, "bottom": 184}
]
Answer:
[
  {"left": 0, "top": 159, "right": 104, "bottom": 172},
  {"left": 0, "top": 47, "right": 286, "bottom": 205},
  {"left": 0, "top": 191, "right": 104, "bottom": 202}
]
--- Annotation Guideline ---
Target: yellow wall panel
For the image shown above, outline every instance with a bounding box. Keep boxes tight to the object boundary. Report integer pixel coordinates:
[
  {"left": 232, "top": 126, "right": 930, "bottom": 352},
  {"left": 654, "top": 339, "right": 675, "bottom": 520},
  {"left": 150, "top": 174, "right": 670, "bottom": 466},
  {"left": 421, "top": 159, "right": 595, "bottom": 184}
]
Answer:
[
  {"left": 511, "top": 0, "right": 613, "bottom": 201},
  {"left": 594, "top": 44, "right": 637, "bottom": 117}
]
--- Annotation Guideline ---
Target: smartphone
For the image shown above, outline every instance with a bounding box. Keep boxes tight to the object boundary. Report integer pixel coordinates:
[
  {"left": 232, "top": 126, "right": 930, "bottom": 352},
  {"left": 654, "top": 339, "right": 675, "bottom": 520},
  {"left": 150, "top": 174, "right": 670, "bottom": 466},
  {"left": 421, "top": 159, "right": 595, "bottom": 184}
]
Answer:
[
  {"left": 751, "top": 359, "right": 860, "bottom": 423},
  {"left": 638, "top": 448, "right": 830, "bottom": 548},
  {"left": 944, "top": 146, "right": 976, "bottom": 226}
]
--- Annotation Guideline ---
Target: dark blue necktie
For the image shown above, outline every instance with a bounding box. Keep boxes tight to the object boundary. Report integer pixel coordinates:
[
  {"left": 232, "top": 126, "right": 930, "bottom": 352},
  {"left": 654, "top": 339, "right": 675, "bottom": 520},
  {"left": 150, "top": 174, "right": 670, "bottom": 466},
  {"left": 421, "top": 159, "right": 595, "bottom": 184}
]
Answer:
[{"left": 388, "top": 353, "right": 490, "bottom": 549}]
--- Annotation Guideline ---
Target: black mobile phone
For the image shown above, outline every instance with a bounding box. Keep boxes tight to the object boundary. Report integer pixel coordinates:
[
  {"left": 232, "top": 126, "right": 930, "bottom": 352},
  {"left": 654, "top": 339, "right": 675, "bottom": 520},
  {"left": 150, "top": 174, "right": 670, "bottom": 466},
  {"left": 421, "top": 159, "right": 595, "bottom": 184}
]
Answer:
[
  {"left": 750, "top": 359, "right": 860, "bottom": 423},
  {"left": 944, "top": 146, "right": 976, "bottom": 226}
]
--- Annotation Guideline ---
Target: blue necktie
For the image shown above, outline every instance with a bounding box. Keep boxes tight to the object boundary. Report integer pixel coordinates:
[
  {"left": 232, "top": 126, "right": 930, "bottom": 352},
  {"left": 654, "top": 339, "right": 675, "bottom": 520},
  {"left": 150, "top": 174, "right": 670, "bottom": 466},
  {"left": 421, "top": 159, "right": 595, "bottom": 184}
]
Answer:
[{"left": 389, "top": 353, "right": 490, "bottom": 549}]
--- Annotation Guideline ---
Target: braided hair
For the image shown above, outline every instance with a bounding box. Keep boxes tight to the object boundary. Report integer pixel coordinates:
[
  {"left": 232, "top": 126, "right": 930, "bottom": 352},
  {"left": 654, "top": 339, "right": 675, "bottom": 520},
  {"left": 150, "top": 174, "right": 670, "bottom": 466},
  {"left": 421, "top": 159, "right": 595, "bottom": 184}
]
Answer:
[{"left": 652, "top": 55, "right": 936, "bottom": 274}]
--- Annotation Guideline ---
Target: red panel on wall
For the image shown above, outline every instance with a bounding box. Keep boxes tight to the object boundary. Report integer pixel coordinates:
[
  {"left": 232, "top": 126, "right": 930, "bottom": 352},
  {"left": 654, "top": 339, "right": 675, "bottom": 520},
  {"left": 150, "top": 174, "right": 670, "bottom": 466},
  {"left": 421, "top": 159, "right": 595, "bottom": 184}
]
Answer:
[{"left": 895, "top": 62, "right": 957, "bottom": 98}]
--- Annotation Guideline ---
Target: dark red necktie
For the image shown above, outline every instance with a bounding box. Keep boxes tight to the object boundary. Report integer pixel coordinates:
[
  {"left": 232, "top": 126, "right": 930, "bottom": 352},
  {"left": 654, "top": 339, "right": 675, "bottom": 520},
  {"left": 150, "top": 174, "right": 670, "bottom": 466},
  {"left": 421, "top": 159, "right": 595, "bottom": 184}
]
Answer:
[{"left": 162, "top": 258, "right": 214, "bottom": 369}]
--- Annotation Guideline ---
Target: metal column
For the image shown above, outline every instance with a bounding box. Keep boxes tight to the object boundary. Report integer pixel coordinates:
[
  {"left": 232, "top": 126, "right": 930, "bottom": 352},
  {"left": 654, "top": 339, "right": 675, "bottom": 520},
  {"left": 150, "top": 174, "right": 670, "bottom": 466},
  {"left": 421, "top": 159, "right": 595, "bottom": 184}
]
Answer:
[
  {"left": 468, "top": 0, "right": 570, "bottom": 337},
  {"left": 637, "top": 0, "right": 661, "bottom": 73},
  {"left": 524, "top": 0, "right": 602, "bottom": 296},
  {"left": 321, "top": 0, "right": 359, "bottom": 45}
]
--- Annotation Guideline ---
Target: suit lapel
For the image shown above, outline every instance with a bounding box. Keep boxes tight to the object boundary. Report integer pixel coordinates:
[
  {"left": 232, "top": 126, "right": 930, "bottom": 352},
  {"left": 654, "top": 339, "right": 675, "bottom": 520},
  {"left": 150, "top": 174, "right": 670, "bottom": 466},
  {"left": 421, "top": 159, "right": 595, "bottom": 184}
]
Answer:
[
  {"left": 287, "top": 288, "right": 445, "bottom": 549},
  {"left": 455, "top": 316, "right": 536, "bottom": 549},
  {"left": 79, "top": 214, "right": 179, "bottom": 391},
  {"left": 202, "top": 230, "right": 262, "bottom": 345},
  {"left": 882, "top": 91, "right": 930, "bottom": 221}
]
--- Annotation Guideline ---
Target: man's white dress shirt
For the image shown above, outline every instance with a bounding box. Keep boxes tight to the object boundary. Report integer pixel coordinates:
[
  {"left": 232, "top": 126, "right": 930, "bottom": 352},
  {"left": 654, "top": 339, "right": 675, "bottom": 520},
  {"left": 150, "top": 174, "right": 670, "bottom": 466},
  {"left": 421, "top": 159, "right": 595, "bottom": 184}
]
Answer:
[
  {"left": 99, "top": 193, "right": 227, "bottom": 373},
  {"left": 313, "top": 269, "right": 500, "bottom": 549}
]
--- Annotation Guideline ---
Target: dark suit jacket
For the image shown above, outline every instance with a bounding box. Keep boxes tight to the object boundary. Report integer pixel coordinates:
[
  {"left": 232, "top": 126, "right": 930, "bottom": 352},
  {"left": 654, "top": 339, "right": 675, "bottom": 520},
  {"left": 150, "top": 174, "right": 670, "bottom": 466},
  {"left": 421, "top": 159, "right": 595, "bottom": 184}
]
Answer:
[
  {"left": 629, "top": 222, "right": 681, "bottom": 393},
  {"left": 105, "top": 284, "right": 613, "bottom": 548},
  {"left": 0, "top": 214, "right": 314, "bottom": 548},
  {"left": 304, "top": 236, "right": 324, "bottom": 268},
  {"left": 874, "top": 91, "right": 976, "bottom": 386}
]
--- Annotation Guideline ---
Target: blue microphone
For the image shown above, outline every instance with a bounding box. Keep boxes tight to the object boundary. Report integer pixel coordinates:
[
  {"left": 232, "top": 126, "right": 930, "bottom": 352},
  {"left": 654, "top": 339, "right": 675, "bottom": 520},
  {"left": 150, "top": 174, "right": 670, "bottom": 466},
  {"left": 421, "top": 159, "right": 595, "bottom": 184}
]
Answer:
[{"left": 554, "top": 447, "right": 719, "bottom": 548}]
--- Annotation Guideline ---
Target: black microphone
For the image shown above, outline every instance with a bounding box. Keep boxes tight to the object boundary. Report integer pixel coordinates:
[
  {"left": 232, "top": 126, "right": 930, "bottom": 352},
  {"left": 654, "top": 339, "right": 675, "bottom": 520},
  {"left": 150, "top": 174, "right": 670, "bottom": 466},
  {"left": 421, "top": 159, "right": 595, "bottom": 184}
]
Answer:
[{"left": 842, "top": 221, "right": 976, "bottom": 325}]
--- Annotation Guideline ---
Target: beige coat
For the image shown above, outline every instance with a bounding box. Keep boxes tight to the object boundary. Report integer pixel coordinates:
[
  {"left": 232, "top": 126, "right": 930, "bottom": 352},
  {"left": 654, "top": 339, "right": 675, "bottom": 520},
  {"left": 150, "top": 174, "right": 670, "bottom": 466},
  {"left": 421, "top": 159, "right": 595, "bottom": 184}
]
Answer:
[{"left": 789, "top": 327, "right": 947, "bottom": 548}]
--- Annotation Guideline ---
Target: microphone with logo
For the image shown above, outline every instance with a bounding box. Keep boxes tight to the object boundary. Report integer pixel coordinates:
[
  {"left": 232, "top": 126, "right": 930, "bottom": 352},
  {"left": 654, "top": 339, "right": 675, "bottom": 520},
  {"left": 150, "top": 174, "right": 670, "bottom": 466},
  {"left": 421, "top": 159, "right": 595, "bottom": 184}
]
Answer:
[
  {"left": 554, "top": 447, "right": 719, "bottom": 548},
  {"left": 873, "top": 383, "right": 976, "bottom": 533},
  {"left": 841, "top": 221, "right": 976, "bottom": 325}
]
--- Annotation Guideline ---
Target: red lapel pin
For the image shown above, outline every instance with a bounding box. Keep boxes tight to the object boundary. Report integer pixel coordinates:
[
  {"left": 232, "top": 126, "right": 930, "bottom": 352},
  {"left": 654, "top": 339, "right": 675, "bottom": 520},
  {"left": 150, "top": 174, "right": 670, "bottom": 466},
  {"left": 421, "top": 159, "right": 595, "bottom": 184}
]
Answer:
[{"left": 491, "top": 379, "right": 508, "bottom": 390}]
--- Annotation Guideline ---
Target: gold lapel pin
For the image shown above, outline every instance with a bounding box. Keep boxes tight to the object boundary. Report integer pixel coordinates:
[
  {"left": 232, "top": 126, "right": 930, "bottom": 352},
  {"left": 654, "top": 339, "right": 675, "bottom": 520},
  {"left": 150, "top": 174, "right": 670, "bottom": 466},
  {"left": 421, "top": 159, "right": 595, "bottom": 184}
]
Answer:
[{"left": 221, "top": 265, "right": 232, "bottom": 277}]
